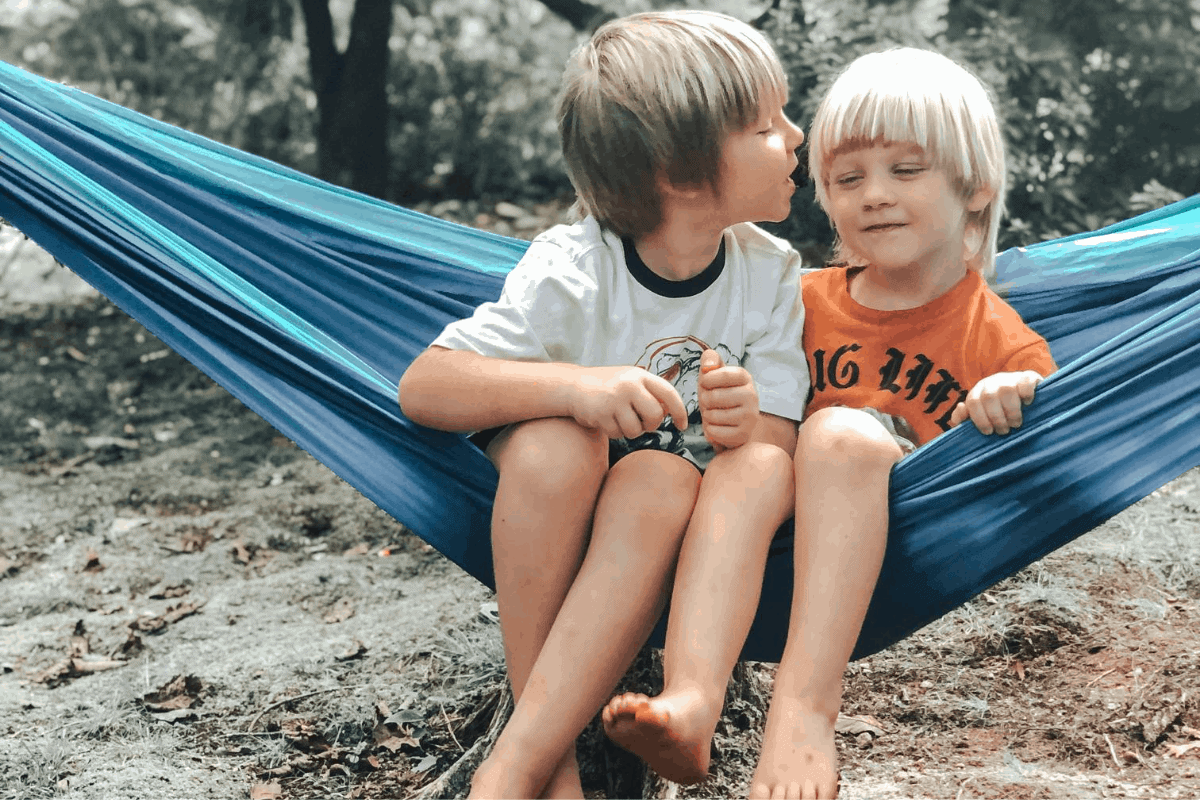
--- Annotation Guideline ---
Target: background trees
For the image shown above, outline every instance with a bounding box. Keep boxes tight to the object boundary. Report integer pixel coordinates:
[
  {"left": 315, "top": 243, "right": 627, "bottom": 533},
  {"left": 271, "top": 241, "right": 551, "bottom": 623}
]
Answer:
[{"left": 1, "top": 0, "right": 1196, "bottom": 253}]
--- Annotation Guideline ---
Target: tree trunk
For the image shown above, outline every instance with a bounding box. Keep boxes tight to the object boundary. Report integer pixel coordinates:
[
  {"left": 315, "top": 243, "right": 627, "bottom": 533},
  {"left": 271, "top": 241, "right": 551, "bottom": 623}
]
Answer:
[{"left": 299, "top": 0, "right": 393, "bottom": 198}]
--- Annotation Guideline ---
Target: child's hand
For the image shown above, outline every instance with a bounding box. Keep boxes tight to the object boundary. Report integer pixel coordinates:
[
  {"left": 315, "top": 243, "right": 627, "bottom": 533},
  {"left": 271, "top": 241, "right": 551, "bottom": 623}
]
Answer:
[
  {"left": 570, "top": 366, "right": 688, "bottom": 440},
  {"left": 698, "top": 349, "right": 759, "bottom": 452},
  {"left": 949, "top": 370, "right": 1043, "bottom": 435}
]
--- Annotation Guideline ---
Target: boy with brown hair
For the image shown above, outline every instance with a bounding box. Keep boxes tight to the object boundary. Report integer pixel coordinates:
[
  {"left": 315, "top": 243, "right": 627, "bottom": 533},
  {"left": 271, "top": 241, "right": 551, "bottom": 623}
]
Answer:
[{"left": 399, "top": 11, "right": 809, "bottom": 798}]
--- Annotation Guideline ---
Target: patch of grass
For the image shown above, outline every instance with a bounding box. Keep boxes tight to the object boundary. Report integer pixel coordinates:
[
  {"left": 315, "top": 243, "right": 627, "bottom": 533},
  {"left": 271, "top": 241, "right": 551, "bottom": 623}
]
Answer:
[
  {"left": 0, "top": 735, "right": 71, "bottom": 800},
  {"left": 66, "top": 694, "right": 150, "bottom": 742}
]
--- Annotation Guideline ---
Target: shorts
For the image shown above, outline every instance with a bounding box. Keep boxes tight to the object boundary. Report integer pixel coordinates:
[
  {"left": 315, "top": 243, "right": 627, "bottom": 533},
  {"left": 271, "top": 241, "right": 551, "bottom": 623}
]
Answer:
[{"left": 469, "top": 421, "right": 713, "bottom": 473}]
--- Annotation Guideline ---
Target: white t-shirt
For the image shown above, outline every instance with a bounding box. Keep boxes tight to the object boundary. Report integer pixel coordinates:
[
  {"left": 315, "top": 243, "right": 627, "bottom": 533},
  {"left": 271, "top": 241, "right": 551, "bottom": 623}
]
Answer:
[{"left": 432, "top": 216, "right": 810, "bottom": 465}]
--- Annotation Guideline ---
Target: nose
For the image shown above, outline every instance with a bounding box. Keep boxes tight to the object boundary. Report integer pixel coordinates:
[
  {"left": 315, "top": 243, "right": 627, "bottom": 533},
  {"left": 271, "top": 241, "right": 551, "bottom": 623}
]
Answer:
[
  {"left": 787, "top": 117, "right": 805, "bottom": 150},
  {"left": 861, "top": 171, "right": 894, "bottom": 208}
]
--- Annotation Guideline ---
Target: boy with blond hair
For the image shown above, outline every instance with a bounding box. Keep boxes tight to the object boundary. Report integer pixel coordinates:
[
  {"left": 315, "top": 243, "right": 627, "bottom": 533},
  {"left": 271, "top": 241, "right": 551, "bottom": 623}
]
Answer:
[
  {"left": 399, "top": 11, "right": 809, "bottom": 798},
  {"left": 601, "top": 48, "right": 1058, "bottom": 798}
]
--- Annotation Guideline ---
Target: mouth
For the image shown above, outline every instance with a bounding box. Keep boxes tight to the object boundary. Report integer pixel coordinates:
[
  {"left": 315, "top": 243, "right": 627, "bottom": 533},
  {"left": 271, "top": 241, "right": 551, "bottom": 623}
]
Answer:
[
  {"left": 864, "top": 223, "right": 906, "bottom": 233},
  {"left": 789, "top": 162, "right": 807, "bottom": 188}
]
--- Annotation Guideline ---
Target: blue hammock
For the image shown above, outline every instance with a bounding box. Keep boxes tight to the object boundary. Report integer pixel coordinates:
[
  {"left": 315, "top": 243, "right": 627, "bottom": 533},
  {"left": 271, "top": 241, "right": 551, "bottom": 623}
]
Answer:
[{"left": 1, "top": 61, "right": 1197, "bottom": 662}]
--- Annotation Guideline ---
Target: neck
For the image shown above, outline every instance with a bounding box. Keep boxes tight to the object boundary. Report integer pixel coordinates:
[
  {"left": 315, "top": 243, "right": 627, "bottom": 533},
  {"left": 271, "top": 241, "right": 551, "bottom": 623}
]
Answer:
[
  {"left": 634, "top": 202, "right": 729, "bottom": 281},
  {"left": 849, "top": 258, "right": 968, "bottom": 311}
]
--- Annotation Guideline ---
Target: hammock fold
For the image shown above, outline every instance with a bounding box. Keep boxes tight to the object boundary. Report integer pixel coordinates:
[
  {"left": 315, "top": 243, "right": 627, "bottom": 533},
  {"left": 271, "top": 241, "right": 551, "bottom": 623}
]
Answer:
[{"left": 1, "top": 61, "right": 1197, "bottom": 661}]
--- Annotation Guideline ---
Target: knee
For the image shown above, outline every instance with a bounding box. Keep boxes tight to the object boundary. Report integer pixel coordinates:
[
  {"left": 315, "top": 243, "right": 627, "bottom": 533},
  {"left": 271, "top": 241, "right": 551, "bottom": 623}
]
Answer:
[
  {"left": 712, "top": 442, "right": 794, "bottom": 493},
  {"left": 608, "top": 451, "right": 703, "bottom": 531},
  {"left": 494, "top": 418, "right": 608, "bottom": 496},
  {"left": 798, "top": 407, "right": 904, "bottom": 471}
]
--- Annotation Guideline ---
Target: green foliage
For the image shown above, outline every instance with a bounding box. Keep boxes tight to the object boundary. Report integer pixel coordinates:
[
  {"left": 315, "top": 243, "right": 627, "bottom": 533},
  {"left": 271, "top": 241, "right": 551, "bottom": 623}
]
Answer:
[
  {"left": 761, "top": 0, "right": 1200, "bottom": 253},
  {"left": 386, "top": 0, "right": 578, "bottom": 204},
  {"left": 4, "top": 0, "right": 314, "bottom": 172}
]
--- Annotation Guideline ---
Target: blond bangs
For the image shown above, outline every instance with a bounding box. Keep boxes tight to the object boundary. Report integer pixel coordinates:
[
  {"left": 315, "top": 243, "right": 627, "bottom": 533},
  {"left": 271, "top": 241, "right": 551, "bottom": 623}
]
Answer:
[{"left": 808, "top": 48, "right": 1007, "bottom": 275}]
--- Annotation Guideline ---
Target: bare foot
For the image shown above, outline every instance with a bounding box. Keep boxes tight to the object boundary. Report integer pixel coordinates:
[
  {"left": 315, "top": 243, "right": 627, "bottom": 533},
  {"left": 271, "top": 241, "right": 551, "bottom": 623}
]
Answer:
[
  {"left": 601, "top": 688, "right": 718, "bottom": 784},
  {"left": 748, "top": 696, "right": 839, "bottom": 799}
]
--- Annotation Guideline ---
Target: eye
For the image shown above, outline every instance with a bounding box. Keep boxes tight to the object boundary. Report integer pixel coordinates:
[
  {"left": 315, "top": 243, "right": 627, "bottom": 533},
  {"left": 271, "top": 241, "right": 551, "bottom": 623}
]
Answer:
[{"left": 894, "top": 164, "right": 926, "bottom": 177}]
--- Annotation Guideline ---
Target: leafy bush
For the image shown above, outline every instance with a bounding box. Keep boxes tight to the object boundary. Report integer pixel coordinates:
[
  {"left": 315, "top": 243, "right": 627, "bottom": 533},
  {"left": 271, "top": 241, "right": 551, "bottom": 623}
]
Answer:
[
  {"left": 5, "top": 0, "right": 315, "bottom": 173},
  {"left": 387, "top": 0, "right": 580, "bottom": 205}
]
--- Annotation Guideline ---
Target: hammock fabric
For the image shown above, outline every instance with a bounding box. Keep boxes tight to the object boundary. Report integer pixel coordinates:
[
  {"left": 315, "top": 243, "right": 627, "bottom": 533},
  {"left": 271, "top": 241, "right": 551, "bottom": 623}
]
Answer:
[{"left": 1, "top": 61, "right": 1197, "bottom": 662}]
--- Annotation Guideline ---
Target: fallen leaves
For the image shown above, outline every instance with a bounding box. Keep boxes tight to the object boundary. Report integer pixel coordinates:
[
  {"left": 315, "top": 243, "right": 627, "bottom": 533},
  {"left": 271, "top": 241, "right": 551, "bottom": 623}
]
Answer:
[
  {"left": 1166, "top": 740, "right": 1200, "bottom": 758},
  {"left": 1165, "top": 725, "right": 1200, "bottom": 759},
  {"left": 32, "top": 620, "right": 127, "bottom": 686},
  {"left": 335, "top": 640, "right": 368, "bottom": 662},
  {"left": 148, "top": 582, "right": 190, "bottom": 600},
  {"left": 130, "top": 601, "right": 204, "bottom": 634},
  {"left": 230, "top": 539, "right": 275, "bottom": 569},
  {"left": 835, "top": 712, "right": 887, "bottom": 742},
  {"left": 142, "top": 674, "right": 204, "bottom": 722},
  {"left": 373, "top": 702, "right": 427, "bottom": 754},
  {"left": 231, "top": 539, "right": 254, "bottom": 564},
  {"left": 161, "top": 526, "right": 213, "bottom": 554}
]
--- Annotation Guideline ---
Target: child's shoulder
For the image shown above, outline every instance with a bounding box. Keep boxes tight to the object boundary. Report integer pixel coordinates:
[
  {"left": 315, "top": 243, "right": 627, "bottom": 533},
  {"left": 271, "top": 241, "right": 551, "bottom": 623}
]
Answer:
[
  {"left": 512, "top": 216, "right": 622, "bottom": 289},
  {"left": 526, "top": 216, "right": 614, "bottom": 263}
]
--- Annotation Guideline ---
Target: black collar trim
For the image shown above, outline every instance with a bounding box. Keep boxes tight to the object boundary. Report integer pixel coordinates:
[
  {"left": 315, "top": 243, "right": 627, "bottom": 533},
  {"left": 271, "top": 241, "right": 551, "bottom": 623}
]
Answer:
[{"left": 622, "top": 236, "right": 726, "bottom": 298}]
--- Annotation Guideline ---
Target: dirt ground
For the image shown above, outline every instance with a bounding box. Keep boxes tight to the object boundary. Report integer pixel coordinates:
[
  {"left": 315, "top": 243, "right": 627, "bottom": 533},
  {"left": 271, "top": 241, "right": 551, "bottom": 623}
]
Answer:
[{"left": 1, "top": 215, "right": 1199, "bottom": 800}]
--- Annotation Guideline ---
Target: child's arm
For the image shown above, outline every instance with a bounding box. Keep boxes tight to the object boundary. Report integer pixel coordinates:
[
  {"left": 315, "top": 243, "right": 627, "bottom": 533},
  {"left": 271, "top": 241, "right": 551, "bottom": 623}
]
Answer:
[
  {"left": 399, "top": 346, "right": 689, "bottom": 438},
  {"left": 948, "top": 370, "right": 1044, "bottom": 435}
]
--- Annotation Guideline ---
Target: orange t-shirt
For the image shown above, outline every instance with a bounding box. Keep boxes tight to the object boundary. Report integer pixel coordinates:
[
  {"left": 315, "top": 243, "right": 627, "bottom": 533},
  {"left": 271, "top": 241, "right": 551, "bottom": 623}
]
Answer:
[{"left": 802, "top": 267, "right": 1057, "bottom": 446}]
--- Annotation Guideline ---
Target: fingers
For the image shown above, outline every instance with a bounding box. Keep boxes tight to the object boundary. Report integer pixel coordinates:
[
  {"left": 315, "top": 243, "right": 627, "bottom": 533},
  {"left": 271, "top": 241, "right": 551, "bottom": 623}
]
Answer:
[
  {"left": 966, "top": 383, "right": 1034, "bottom": 435},
  {"left": 700, "top": 348, "right": 723, "bottom": 375},
  {"left": 948, "top": 402, "right": 969, "bottom": 428},
  {"left": 613, "top": 405, "right": 648, "bottom": 439},
  {"left": 642, "top": 374, "right": 689, "bottom": 431},
  {"left": 699, "top": 363, "right": 753, "bottom": 392},
  {"left": 1017, "top": 371, "right": 1042, "bottom": 404},
  {"left": 972, "top": 390, "right": 1023, "bottom": 435},
  {"left": 630, "top": 389, "right": 669, "bottom": 434}
]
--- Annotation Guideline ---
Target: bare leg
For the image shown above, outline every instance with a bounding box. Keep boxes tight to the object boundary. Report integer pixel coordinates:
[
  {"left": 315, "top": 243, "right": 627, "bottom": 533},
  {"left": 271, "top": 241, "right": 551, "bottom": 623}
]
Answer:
[
  {"left": 603, "top": 443, "right": 794, "bottom": 784},
  {"left": 482, "top": 419, "right": 608, "bottom": 800},
  {"left": 470, "top": 448, "right": 702, "bottom": 799},
  {"left": 750, "top": 408, "right": 902, "bottom": 799}
]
